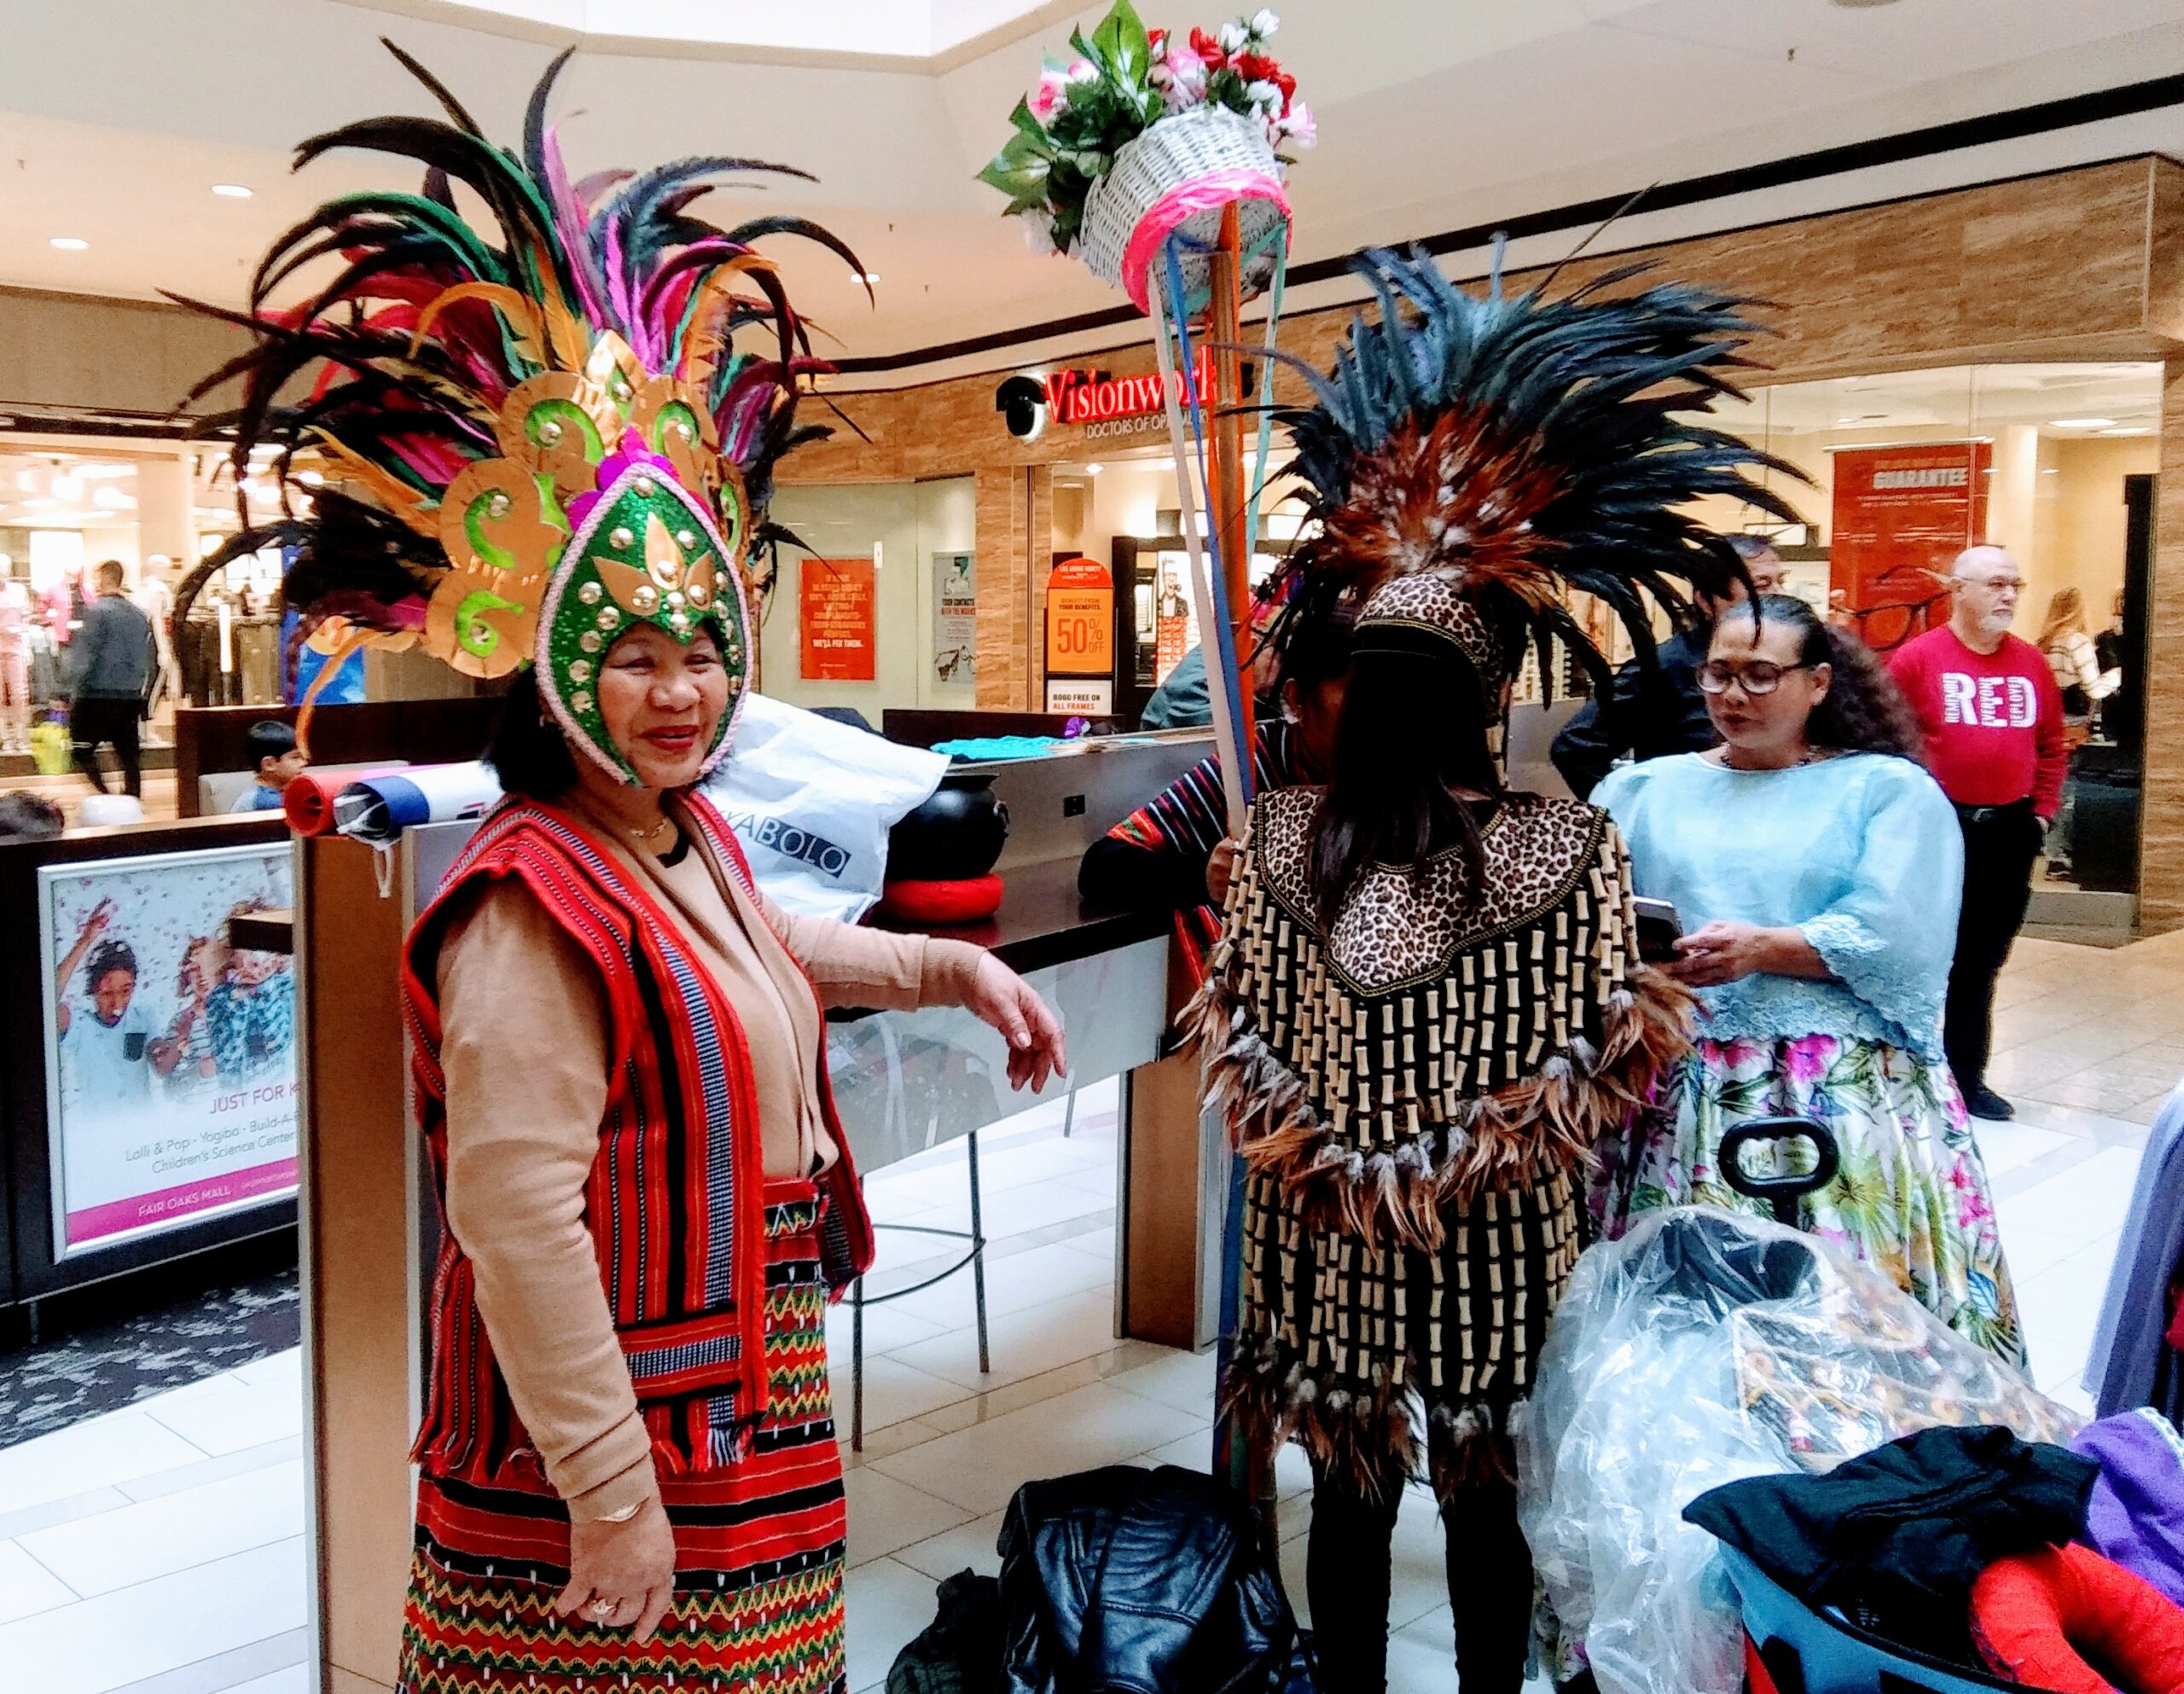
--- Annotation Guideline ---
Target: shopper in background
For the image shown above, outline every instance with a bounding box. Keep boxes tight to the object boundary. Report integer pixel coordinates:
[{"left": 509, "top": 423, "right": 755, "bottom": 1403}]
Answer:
[
  {"left": 0, "top": 790, "right": 64, "bottom": 840},
  {"left": 1888, "top": 546, "right": 2067, "bottom": 1122},
  {"left": 232, "top": 720, "right": 306, "bottom": 813},
  {"left": 64, "top": 560, "right": 154, "bottom": 800},
  {"left": 1548, "top": 533, "right": 1786, "bottom": 798},
  {"left": 2036, "top": 586, "right": 2117, "bottom": 722},
  {"left": 1594, "top": 595, "right": 2024, "bottom": 1363}
]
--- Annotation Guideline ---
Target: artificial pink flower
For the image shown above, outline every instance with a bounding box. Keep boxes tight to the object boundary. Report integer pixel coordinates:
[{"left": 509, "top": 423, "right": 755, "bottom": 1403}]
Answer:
[
  {"left": 1163, "top": 44, "right": 1208, "bottom": 107},
  {"left": 1275, "top": 96, "right": 1316, "bottom": 148},
  {"left": 1029, "top": 67, "right": 1067, "bottom": 120}
]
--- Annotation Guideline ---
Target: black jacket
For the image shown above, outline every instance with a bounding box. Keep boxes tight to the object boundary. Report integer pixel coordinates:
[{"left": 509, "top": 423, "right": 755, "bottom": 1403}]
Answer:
[
  {"left": 1685, "top": 1424, "right": 2098, "bottom": 1667},
  {"left": 1549, "top": 625, "right": 1715, "bottom": 799},
  {"left": 998, "top": 1465, "right": 1295, "bottom": 1694}
]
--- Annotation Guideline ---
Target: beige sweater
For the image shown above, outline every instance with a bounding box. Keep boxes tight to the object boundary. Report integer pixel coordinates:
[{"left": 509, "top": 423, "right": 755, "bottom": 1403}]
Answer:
[{"left": 435, "top": 795, "right": 984, "bottom": 1521}]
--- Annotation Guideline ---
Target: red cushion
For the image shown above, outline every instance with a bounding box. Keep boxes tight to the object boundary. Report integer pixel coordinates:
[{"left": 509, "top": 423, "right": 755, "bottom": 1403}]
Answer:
[
  {"left": 1971, "top": 1542, "right": 2184, "bottom": 1694},
  {"left": 878, "top": 874, "right": 1004, "bottom": 925}
]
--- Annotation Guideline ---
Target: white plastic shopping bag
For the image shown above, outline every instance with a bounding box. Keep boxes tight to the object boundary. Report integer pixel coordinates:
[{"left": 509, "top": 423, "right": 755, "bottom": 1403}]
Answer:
[{"left": 702, "top": 693, "right": 949, "bottom": 922}]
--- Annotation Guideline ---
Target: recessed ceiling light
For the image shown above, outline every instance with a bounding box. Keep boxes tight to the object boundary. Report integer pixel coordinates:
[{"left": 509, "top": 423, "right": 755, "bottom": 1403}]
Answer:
[
  {"left": 1085, "top": 463, "right": 1104, "bottom": 474},
  {"left": 2049, "top": 417, "right": 2117, "bottom": 429},
  {"left": 212, "top": 183, "right": 253, "bottom": 199},
  {"left": 2099, "top": 426, "right": 2152, "bottom": 437},
  {"left": 49, "top": 236, "right": 87, "bottom": 251},
  {"left": 858, "top": 271, "right": 880, "bottom": 284}
]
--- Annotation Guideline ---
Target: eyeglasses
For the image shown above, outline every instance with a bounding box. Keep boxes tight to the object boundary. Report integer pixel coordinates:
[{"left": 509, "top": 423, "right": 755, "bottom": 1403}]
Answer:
[{"left": 1695, "top": 660, "right": 1815, "bottom": 696}]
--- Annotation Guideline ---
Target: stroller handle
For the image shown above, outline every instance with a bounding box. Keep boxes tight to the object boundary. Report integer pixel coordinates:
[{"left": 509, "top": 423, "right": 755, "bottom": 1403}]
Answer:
[{"left": 1718, "top": 1117, "right": 1842, "bottom": 1227}]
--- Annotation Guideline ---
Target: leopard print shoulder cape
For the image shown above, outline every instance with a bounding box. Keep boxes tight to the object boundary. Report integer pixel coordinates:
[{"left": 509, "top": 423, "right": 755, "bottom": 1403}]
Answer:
[{"left": 1186, "top": 785, "right": 1693, "bottom": 1495}]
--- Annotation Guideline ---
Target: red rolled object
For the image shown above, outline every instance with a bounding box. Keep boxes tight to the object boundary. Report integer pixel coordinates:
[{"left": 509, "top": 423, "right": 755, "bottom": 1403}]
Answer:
[
  {"left": 878, "top": 874, "right": 1004, "bottom": 926},
  {"left": 1970, "top": 1541, "right": 2184, "bottom": 1694},
  {"left": 284, "top": 763, "right": 406, "bottom": 836}
]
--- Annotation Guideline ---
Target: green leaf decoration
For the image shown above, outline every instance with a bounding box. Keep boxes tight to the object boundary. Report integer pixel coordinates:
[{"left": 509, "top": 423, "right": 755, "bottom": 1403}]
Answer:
[
  {"left": 1007, "top": 96, "right": 1048, "bottom": 142},
  {"left": 1092, "top": 0, "right": 1152, "bottom": 86}
]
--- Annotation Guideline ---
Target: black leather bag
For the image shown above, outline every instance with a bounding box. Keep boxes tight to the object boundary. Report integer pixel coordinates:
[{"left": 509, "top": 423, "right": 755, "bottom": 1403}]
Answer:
[{"left": 996, "top": 1464, "right": 1301, "bottom": 1694}]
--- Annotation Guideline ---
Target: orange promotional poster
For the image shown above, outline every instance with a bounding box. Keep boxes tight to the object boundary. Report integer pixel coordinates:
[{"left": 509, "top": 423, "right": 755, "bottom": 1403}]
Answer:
[
  {"left": 800, "top": 558, "right": 877, "bottom": 682},
  {"left": 1830, "top": 442, "right": 1990, "bottom": 651}
]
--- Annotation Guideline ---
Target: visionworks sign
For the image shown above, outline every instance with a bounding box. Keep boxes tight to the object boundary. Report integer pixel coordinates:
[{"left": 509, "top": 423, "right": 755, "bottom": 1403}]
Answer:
[{"left": 1042, "top": 349, "right": 1214, "bottom": 426}]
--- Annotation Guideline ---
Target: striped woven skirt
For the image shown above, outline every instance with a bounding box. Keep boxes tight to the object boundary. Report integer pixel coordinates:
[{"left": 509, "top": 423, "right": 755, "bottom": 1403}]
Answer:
[{"left": 396, "top": 1181, "right": 847, "bottom": 1694}]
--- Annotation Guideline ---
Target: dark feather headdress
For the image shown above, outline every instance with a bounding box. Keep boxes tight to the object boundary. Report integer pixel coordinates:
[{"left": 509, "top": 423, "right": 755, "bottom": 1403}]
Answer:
[
  {"left": 1263, "top": 246, "right": 1806, "bottom": 693},
  {"left": 174, "top": 41, "right": 867, "bottom": 782}
]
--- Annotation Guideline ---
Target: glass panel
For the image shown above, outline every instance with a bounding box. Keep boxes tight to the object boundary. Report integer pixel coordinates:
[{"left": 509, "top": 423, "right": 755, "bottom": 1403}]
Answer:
[{"left": 1682, "top": 360, "right": 2161, "bottom": 908}]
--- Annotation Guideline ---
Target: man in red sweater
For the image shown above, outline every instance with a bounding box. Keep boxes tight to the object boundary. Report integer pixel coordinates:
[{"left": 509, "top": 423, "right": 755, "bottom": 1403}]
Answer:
[{"left": 1888, "top": 545, "right": 2068, "bottom": 1120}]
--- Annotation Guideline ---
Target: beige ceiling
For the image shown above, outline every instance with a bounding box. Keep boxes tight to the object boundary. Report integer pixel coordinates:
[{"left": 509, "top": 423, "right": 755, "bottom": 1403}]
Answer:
[{"left": 1, "top": 0, "right": 2181, "bottom": 378}]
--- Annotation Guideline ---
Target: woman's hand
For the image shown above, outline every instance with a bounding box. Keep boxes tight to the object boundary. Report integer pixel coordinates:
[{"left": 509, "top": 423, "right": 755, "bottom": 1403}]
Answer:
[
  {"left": 555, "top": 1494, "right": 676, "bottom": 1640},
  {"left": 1664, "top": 920, "right": 1770, "bottom": 988},
  {"left": 963, "top": 954, "right": 1069, "bottom": 1092},
  {"left": 1207, "top": 838, "right": 1240, "bottom": 906}
]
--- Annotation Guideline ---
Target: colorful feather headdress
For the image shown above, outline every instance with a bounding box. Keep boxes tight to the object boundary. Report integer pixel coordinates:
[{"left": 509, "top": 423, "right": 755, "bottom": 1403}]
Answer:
[
  {"left": 1265, "top": 246, "right": 1805, "bottom": 694},
  {"left": 177, "top": 41, "right": 868, "bottom": 782}
]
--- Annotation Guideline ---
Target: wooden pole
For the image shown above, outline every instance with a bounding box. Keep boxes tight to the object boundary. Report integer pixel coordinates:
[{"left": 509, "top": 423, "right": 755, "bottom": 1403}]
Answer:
[{"left": 1207, "top": 205, "right": 1252, "bottom": 687}]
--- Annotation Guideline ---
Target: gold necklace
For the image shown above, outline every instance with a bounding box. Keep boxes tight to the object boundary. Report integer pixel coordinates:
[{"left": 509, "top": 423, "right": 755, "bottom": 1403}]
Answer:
[{"left": 619, "top": 809, "right": 676, "bottom": 845}]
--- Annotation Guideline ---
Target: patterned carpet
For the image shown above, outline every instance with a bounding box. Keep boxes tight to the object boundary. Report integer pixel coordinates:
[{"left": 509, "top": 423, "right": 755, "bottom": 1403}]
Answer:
[{"left": 0, "top": 1233, "right": 299, "bottom": 1448}]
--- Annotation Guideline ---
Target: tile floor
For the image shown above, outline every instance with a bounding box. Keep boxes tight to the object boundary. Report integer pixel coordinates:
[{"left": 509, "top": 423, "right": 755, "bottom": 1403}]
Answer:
[{"left": 3, "top": 927, "right": 2180, "bottom": 1693}]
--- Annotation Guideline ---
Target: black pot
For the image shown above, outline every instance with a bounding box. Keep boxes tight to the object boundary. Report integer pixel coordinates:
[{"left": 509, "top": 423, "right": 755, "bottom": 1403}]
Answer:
[{"left": 888, "top": 772, "right": 1010, "bottom": 881}]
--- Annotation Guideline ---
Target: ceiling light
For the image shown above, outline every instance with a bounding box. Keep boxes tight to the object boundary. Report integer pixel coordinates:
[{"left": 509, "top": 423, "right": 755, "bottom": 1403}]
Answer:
[
  {"left": 858, "top": 271, "right": 881, "bottom": 284},
  {"left": 212, "top": 183, "right": 253, "bottom": 199},
  {"left": 90, "top": 485, "right": 131, "bottom": 509},
  {"left": 1085, "top": 463, "right": 1103, "bottom": 474},
  {"left": 2048, "top": 417, "right": 2117, "bottom": 429},
  {"left": 2099, "top": 426, "right": 2152, "bottom": 437},
  {"left": 49, "top": 236, "right": 87, "bottom": 251},
  {"left": 299, "top": 469, "right": 325, "bottom": 486},
  {"left": 49, "top": 474, "right": 83, "bottom": 501}
]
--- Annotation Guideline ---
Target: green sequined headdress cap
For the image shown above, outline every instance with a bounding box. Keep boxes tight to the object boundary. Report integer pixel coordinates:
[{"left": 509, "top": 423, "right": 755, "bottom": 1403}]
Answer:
[{"left": 176, "top": 40, "right": 869, "bottom": 784}]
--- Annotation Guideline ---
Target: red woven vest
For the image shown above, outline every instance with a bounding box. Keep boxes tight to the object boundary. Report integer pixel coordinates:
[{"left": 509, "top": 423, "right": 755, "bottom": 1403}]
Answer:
[{"left": 401, "top": 793, "right": 875, "bottom": 1488}]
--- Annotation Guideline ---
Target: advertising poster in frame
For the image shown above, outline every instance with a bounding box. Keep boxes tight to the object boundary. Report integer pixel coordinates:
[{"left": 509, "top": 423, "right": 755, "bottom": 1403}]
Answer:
[
  {"left": 799, "top": 557, "right": 879, "bottom": 682},
  {"left": 38, "top": 842, "right": 299, "bottom": 1258},
  {"left": 933, "top": 551, "right": 976, "bottom": 685}
]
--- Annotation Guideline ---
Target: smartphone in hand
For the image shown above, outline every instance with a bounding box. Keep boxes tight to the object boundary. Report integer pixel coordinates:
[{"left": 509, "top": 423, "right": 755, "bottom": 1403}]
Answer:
[{"left": 1634, "top": 896, "right": 1682, "bottom": 965}]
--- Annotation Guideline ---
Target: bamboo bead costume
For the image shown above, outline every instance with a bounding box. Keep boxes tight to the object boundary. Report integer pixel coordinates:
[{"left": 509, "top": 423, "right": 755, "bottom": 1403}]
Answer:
[
  {"left": 186, "top": 46, "right": 967, "bottom": 1694},
  {"left": 1191, "top": 250, "right": 1805, "bottom": 1504}
]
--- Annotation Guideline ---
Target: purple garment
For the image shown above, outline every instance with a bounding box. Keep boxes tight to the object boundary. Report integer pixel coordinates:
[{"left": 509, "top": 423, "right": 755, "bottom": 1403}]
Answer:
[{"left": 2073, "top": 1408, "right": 2184, "bottom": 1609}]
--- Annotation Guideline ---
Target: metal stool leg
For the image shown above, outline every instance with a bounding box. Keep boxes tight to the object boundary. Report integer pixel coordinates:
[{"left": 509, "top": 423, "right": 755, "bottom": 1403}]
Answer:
[
  {"left": 1061, "top": 1088, "right": 1077, "bottom": 1138},
  {"left": 851, "top": 1273, "right": 865, "bottom": 1452},
  {"left": 967, "top": 1129, "right": 991, "bottom": 1376}
]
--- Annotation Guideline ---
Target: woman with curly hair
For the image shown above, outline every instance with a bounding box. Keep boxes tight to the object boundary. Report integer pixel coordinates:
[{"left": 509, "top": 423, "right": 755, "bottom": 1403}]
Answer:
[{"left": 1590, "top": 594, "right": 2025, "bottom": 1363}]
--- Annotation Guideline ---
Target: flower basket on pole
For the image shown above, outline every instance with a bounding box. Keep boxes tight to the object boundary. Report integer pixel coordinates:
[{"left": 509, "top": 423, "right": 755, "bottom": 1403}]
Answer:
[{"left": 980, "top": 2, "right": 1310, "bottom": 832}]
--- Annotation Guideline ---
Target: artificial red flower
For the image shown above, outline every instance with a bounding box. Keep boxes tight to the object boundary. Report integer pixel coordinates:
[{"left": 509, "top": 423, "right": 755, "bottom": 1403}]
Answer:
[
  {"left": 1236, "top": 52, "right": 1295, "bottom": 104},
  {"left": 1148, "top": 26, "right": 1168, "bottom": 57},
  {"left": 1190, "top": 26, "right": 1228, "bottom": 67}
]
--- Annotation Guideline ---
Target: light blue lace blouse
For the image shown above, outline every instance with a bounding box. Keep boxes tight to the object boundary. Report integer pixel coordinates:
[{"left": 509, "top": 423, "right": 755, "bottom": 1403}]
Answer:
[{"left": 1593, "top": 751, "right": 1962, "bottom": 1059}]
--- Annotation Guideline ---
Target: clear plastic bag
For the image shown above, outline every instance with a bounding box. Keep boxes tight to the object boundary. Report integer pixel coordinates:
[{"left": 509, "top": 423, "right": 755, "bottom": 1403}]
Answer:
[{"left": 1513, "top": 1207, "right": 2079, "bottom": 1694}]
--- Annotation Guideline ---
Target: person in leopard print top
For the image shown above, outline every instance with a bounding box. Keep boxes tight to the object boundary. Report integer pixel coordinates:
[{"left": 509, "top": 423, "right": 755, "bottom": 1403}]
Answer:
[{"left": 1188, "top": 248, "right": 1802, "bottom": 1694}]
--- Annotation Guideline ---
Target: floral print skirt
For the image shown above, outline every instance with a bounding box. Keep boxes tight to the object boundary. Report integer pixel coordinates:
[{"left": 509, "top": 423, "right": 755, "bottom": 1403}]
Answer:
[{"left": 1589, "top": 1034, "right": 2027, "bottom": 1369}]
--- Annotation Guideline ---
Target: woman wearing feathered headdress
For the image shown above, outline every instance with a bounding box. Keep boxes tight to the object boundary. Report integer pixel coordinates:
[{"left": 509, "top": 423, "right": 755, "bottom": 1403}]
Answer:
[
  {"left": 1189, "top": 247, "right": 1803, "bottom": 1692},
  {"left": 187, "top": 48, "right": 1068, "bottom": 1693}
]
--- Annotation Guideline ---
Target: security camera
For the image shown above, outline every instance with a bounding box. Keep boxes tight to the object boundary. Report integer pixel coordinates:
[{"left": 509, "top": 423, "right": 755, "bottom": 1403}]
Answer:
[{"left": 997, "top": 375, "right": 1048, "bottom": 441}]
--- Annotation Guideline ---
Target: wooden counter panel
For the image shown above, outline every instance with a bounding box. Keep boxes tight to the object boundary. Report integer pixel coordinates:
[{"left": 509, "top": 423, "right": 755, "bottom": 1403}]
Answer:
[{"left": 300, "top": 839, "right": 417, "bottom": 1691}]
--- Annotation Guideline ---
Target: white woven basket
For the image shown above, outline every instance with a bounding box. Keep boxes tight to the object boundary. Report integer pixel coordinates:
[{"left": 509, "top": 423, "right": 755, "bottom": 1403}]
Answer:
[{"left": 1075, "top": 104, "right": 1289, "bottom": 313}]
